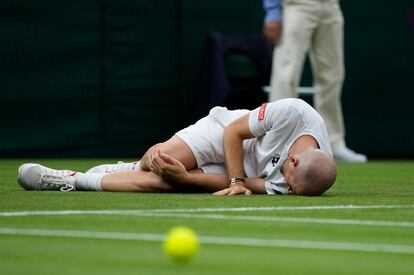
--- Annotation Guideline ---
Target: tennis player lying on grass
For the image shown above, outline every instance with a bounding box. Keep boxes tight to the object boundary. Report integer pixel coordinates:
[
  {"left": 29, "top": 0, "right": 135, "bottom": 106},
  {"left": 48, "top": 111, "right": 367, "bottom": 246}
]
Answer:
[{"left": 17, "top": 98, "right": 337, "bottom": 196}]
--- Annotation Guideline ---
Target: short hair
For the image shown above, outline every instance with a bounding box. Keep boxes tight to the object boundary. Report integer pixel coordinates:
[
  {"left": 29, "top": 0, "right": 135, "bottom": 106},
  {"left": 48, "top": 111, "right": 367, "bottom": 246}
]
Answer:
[{"left": 295, "top": 149, "right": 337, "bottom": 196}]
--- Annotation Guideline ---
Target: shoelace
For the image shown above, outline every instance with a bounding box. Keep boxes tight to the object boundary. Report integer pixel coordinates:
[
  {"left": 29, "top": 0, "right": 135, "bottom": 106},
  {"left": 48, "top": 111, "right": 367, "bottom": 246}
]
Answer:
[{"left": 40, "top": 172, "right": 75, "bottom": 192}]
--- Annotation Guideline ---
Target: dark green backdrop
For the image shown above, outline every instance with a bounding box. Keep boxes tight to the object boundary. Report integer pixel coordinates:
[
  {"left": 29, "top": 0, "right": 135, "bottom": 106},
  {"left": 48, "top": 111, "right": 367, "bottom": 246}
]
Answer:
[{"left": 0, "top": 0, "right": 413, "bottom": 158}]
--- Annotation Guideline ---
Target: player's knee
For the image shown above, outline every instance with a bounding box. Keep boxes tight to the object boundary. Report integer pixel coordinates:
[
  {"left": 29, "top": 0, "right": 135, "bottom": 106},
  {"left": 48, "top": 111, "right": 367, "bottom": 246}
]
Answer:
[{"left": 156, "top": 138, "right": 180, "bottom": 155}]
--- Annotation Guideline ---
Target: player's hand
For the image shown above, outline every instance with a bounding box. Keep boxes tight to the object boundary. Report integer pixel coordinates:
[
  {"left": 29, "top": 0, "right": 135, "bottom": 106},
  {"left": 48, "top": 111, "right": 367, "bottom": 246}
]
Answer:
[
  {"left": 149, "top": 152, "right": 188, "bottom": 183},
  {"left": 140, "top": 144, "right": 162, "bottom": 171},
  {"left": 263, "top": 21, "right": 282, "bottom": 45},
  {"left": 213, "top": 183, "right": 252, "bottom": 196}
]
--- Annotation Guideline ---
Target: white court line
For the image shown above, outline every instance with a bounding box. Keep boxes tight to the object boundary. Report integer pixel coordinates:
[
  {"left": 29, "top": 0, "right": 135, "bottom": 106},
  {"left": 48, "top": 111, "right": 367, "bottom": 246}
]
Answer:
[
  {"left": 1, "top": 227, "right": 413, "bottom": 255},
  {"left": 1, "top": 205, "right": 413, "bottom": 228},
  {"left": 125, "top": 212, "right": 414, "bottom": 228},
  {"left": 1, "top": 204, "right": 414, "bottom": 217}
]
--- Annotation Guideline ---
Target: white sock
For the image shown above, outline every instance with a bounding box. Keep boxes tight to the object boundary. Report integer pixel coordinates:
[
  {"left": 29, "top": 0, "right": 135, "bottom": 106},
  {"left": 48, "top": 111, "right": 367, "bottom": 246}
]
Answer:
[{"left": 73, "top": 172, "right": 106, "bottom": 191}]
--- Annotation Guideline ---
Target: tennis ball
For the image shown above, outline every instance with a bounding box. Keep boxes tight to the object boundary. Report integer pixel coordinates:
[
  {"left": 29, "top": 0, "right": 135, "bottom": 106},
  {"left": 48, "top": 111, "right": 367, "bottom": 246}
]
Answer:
[{"left": 163, "top": 226, "right": 199, "bottom": 263}]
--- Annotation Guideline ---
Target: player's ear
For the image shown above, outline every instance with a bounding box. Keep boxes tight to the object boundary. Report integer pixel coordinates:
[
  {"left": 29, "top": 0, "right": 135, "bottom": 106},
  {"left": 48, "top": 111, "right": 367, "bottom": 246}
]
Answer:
[{"left": 291, "top": 155, "right": 300, "bottom": 168}]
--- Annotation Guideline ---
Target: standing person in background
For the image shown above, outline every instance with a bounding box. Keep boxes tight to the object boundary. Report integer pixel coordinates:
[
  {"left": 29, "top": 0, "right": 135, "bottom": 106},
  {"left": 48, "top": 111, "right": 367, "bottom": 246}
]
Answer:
[{"left": 262, "top": 0, "right": 367, "bottom": 163}]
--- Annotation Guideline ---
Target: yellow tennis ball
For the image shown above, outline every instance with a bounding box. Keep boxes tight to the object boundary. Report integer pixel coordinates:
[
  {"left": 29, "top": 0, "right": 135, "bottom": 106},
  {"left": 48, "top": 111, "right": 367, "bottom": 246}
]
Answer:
[{"left": 163, "top": 226, "right": 199, "bottom": 263}]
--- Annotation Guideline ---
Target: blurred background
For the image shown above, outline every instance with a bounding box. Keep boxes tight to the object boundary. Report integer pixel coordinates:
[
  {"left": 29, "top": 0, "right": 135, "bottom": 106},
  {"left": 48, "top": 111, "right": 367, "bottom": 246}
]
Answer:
[{"left": 0, "top": 0, "right": 413, "bottom": 158}]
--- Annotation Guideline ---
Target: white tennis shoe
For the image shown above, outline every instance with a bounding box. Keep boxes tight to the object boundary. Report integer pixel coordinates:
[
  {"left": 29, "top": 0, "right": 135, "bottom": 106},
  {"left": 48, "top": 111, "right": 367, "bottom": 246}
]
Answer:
[
  {"left": 333, "top": 145, "right": 367, "bottom": 163},
  {"left": 17, "top": 163, "right": 76, "bottom": 192},
  {"left": 85, "top": 161, "right": 140, "bottom": 174}
]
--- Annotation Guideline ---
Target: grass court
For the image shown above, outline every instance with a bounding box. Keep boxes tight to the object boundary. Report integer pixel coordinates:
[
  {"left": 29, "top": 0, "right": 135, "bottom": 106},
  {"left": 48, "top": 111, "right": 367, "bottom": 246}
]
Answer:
[{"left": 0, "top": 159, "right": 413, "bottom": 274}]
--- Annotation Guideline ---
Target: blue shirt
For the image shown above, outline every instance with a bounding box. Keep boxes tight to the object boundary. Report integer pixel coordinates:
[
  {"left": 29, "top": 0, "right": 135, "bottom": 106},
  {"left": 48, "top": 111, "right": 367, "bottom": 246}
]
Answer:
[{"left": 263, "top": 0, "right": 282, "bottom": 22}]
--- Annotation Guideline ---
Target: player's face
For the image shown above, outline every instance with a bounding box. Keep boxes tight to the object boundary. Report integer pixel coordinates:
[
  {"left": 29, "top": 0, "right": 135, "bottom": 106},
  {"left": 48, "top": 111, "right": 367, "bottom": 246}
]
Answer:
[
  {"left": 281, "top": 159, "right": 302, "bottom": 195},
  {"left": 285, "top": 173, "right": 301, "bottom": 195}
]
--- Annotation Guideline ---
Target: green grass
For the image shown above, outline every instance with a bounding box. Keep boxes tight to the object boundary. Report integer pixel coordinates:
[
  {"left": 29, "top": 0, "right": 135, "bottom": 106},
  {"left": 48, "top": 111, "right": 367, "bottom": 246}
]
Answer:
[{"left": 1, "top": 159, "right": 414, "bottom": 275}]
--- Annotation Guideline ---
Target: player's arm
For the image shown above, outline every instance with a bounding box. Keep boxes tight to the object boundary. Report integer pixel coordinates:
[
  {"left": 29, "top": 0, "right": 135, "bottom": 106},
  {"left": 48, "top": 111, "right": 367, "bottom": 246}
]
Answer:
[
  {"left": 148, "top": 152, "right": 228, "bottom": 192},
  {"left": 213, "top": 177, "right": 266, "bottom": 195},
  {"left": 223, "top": 114, "right": 255, "bottom": 183},
  {"left": 150, "top": 152, "right": 265, "bottom": 194},
  {"left": 181, "top": 173, "right": 266, "bottom": 194},
  {"left": 202, "top": 114, "right": 257, "bottom": 195},
  {"left": 218, "top": 102, "right": 286, "bottom": 195}
]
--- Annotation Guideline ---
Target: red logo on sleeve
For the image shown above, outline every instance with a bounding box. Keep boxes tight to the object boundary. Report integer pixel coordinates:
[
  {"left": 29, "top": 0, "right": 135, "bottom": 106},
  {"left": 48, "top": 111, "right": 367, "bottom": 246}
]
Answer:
[{"left": 258, "top": 102, "right": 267, "bottom": 121}]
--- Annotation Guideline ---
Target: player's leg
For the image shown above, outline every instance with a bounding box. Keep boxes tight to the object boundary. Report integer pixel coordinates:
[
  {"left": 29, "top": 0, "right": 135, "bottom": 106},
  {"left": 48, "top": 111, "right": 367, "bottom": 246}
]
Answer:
[
  {"left": 140, "top": 135, "right": 198, "bottom": 172},
  {"left": 17, "top": 161, "right": 263, "bottom": 193},
  {"left": 86, "top": 115, "right": 225, "bottom": 175},
  {"left": 85, "top": 135, "right": 198, "bottom": 174},
  {"left": 85, "top": 160, "right": 141, "bottom": 174},
  {"left": 17, "top": 163, "right": 209, "bottom": 192},
  {"left": 101, "top": 168, "right": 215, "bottom": 193}
]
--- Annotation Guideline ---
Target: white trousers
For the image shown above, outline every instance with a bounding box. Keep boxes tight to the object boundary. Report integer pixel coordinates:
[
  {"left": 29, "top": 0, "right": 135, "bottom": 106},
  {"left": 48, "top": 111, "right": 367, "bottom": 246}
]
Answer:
[{"left": 270, "top": 0, "right": 345, "bottom": 147}]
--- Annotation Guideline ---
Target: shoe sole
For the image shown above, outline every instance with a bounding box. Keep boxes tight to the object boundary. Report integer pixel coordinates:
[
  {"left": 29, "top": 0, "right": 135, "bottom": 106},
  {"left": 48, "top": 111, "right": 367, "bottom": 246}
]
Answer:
[{"left": 17, "top": 163, "right": 40, "bottom": 190}]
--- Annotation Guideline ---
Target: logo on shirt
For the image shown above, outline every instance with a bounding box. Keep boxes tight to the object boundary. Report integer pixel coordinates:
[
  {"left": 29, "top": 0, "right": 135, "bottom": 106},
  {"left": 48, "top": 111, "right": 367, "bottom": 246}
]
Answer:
[
  {"left": 271, "top": 154, "right": 280, "bottom": 167},
  {"left": 258, "top": 102, "right": 267, "bottom": 121}
]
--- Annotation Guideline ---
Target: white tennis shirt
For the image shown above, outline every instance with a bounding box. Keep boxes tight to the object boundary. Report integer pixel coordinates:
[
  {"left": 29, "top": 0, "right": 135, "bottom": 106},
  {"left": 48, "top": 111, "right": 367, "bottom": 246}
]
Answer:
[
  {"left": 247, "top": 98, "right": 332, "bottom": 194},
  {"left": 180, "top": 98, "right": 332, "bottom": 194}
]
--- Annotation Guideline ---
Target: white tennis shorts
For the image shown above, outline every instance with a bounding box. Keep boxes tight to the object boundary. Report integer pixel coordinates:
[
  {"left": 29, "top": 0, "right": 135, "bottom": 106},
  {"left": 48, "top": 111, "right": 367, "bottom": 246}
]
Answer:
[{"left": 175, "top": 113, "right": 257, "bottom": 176}]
